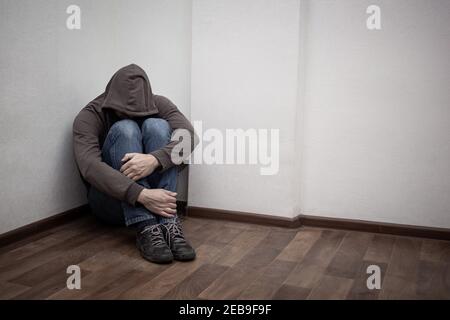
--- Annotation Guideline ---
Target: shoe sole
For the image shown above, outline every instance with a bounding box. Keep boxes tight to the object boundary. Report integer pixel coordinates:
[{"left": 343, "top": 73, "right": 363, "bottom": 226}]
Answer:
[{"left": 173, "top": 252, "right": 196, "bottom": 262}]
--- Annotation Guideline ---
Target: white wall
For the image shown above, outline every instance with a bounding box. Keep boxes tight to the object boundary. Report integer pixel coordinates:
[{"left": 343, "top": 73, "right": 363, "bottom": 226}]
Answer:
[
  {"left": 0, "top": 0, "right": 192, "bottom": 234},
  {"left": 299, "top": 0, "right": 450, "bottom": 228},
  {"left": 189, "top": 0, "right": 302, "bottom": 218},
  {"left": 189, "top": 0, "right": 450, "bottom": 229}
]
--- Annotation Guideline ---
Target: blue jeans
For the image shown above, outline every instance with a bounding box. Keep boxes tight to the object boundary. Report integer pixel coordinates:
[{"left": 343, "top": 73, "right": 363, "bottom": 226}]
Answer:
[{"left": 88, "top": 118, "right": 178, "bottom": 227}]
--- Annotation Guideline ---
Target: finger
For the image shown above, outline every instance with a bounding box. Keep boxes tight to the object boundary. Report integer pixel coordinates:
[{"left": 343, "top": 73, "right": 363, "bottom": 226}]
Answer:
[
  {"left": 153, "top": 204, "right": 173, "bottom": 213},
  {"left": 157, "top": 210, "right": 175, "bottom": 218},
  {"left": 123, "top": 167, "right": 135, "bottom": 176},
  {"left": 163, "top": 190, "right": 177, "bottom": 198},
  {"left": 163, "top": 207, "right": 177, "bottom": 215},
  {"left": 131, "top": 174, "right": 141, "bottom": 181},
  {"left": 165, "top": 195, "right": 177, "bottom": 203},
  {"left": 164, "top": 190, "right": 177, "bottom": 197},
  {"left": 126, "top": 174, "right": 134, "bottom": 180},
  {"left": 125, "top": 171, "right": 137, "bottom": 179},
  {"left": 161, "top": 202, "right": 176, "bottom": 209},
  {"left": 167, "top": 202, "right": 177, "bottom": 209},
  {"left": 121, "top": 153, "right": 135, "bottom": 162},
  {"left": 134, "top": 172, "right": 144, "bottom": 181},
  {"left": 120, "top": 161, "right": 133, "bottom": 173}
]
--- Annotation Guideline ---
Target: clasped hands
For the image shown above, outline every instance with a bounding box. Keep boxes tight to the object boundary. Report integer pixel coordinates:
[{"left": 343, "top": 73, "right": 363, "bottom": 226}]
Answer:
[{"left": 121, "top": 153, "right": 177, "bottom": 218}]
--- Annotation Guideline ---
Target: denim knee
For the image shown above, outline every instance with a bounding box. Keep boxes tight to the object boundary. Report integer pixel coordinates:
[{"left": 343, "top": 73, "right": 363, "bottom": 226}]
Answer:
[
  {"left": 108, "top": 119, "right": 141, "bottom": 141},
  {"left": 141, "top": 118, "right": 171, "bottom": 142}
]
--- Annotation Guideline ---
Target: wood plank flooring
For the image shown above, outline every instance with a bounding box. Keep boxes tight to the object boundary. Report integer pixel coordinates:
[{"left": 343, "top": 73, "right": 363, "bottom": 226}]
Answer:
[{"left": 0, "top": 214, "right": 449, "bottom": 299}]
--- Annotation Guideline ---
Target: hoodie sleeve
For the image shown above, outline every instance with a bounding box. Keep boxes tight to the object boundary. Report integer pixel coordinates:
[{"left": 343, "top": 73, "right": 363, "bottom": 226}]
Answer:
[
  {"left": 150, "top": 95, "right": 199, "bottom": 171},
  {"left": 72, "top": 108, "right": 144, "bottom": 206}
]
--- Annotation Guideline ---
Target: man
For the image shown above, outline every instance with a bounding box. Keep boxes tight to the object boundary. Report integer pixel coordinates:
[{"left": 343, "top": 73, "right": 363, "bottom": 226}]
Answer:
[{"left": 73, "top": 64, "right": 197, "bottom": 264}]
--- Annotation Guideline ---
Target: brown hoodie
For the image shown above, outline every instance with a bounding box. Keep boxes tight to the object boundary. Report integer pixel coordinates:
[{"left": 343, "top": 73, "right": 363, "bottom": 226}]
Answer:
[{"left": 73, "top": 64, "right": 196, "bottom": 206}]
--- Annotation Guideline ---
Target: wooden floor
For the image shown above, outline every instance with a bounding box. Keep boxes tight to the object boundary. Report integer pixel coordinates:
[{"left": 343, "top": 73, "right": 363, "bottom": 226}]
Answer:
[{"left": 0, "top": 214, "right": 449, "bottom": 300}]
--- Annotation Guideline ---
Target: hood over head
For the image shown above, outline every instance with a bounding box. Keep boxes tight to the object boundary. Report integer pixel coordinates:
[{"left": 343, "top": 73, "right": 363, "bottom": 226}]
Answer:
[{"left": 100, "top": 64, "right": 157, "bottom": 117}]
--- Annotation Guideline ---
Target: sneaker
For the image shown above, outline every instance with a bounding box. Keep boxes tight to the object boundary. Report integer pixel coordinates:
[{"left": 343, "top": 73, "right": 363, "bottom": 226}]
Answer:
[
  {"left": 162, "top": 219, "right": 196, "bottom": 261},
  {"left": 136, "top": 224, "right": 173, "bottom": 264}
]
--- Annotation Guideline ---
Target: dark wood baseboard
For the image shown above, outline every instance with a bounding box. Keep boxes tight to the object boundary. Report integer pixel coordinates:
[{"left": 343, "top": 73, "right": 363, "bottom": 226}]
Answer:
[
  {"left": 0, "top": 204, "right": 90, "bottom": 248},
  {"left": 298, "top": 214, "right": 450, "bottom": 241},
  {"left": 187, "top": 206, "right": 301, "bottom": 228},
  {"left": 187, "top": 206, "right": 450, "bottom": 241}
]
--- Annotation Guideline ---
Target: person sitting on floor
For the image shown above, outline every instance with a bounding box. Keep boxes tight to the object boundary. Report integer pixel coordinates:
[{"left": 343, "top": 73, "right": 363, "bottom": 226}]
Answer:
[{"left": 72, "top": 64, "right": 197, "bottom": 264}]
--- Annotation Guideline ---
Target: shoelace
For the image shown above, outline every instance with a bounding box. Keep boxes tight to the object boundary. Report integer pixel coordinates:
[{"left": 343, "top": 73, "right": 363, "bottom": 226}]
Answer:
[
  {"left": 162, "top": 220, "right": 185, "bottom": 248},
  {"left": 141, "top": 225, "right": 166, "bottom": 247}
]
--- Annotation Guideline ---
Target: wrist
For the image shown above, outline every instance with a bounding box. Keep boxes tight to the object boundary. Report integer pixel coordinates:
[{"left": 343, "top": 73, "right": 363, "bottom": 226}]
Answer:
[
  {"left": 148, "top": 154, "right": 161, "bottom": 170},
  {"left": 137, "top": 188, "right": 147, "bottom": 204}
]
